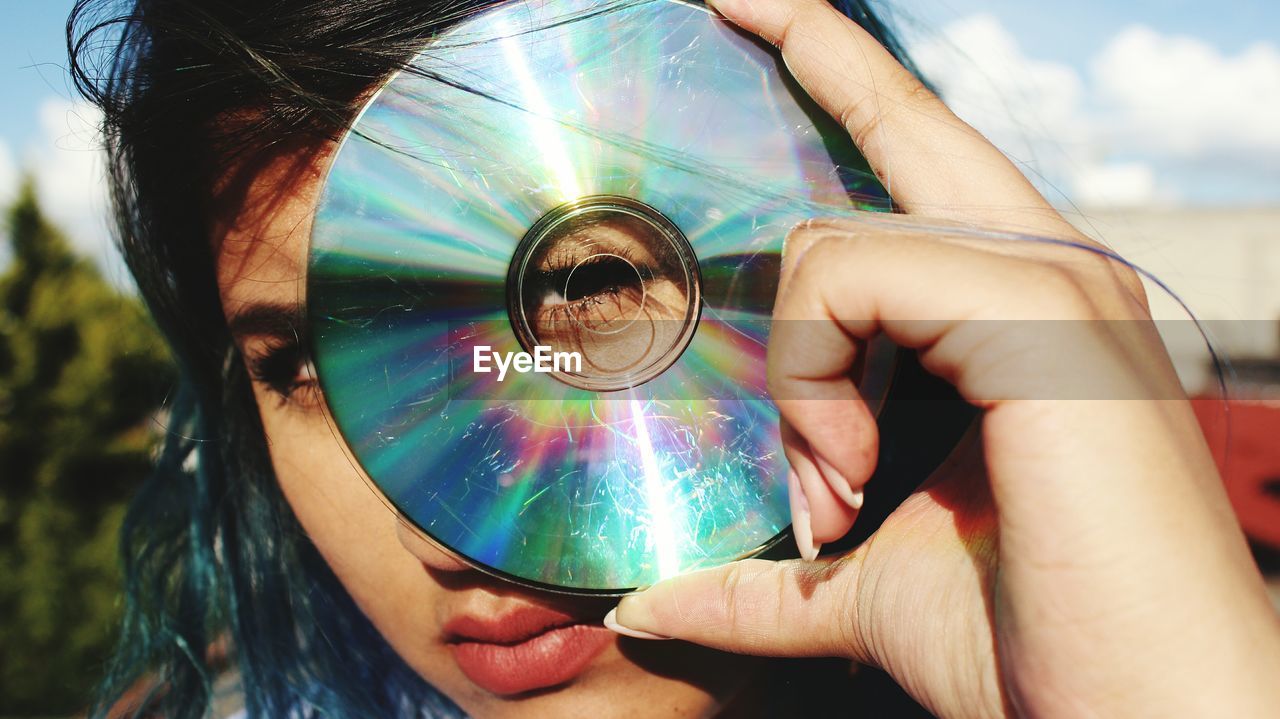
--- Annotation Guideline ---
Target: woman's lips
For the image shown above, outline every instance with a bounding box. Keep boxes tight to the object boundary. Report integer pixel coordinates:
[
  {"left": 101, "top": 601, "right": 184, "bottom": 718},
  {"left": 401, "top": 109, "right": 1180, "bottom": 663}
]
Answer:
[{"left": 444, "top": 606, "right": 614, "bottom": 695}]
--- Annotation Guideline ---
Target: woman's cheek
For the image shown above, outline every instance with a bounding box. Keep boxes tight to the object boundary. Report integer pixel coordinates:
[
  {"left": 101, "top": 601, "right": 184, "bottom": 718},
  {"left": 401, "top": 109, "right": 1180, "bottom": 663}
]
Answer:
[{"left": 251, "top": 391, "right": 472, "bottom": 695}]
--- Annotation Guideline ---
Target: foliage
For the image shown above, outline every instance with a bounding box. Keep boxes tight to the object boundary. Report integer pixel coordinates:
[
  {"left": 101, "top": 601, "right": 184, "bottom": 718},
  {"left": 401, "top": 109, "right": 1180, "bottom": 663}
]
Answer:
[{"left": 0, "top": 180, "right": 173, "bottom": 716}]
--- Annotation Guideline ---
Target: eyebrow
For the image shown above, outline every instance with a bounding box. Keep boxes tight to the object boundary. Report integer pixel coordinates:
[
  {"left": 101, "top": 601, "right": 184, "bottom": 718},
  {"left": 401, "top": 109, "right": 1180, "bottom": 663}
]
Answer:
[{"left": 226, "top": 303, "right": 306, "bottom": 340}]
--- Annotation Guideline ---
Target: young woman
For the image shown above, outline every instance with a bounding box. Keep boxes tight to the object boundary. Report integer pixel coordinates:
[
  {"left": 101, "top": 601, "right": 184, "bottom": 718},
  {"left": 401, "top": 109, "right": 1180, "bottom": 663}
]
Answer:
[{"left": 70, "top": 0, "right": 1280, "bottom": 716}]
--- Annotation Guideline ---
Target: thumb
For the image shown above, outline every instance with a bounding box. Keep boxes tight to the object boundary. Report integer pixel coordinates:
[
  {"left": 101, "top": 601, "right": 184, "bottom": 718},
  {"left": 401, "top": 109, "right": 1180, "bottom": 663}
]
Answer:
[{"left": 604, "top": 557, "right": 867, "bottom": 661}]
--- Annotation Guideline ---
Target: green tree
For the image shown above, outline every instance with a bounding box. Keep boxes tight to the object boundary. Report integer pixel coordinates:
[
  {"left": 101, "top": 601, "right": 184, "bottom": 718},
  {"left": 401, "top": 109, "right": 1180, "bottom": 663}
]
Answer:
[{"left": 0, "top": 179, "right": 173, "bottom": 716}]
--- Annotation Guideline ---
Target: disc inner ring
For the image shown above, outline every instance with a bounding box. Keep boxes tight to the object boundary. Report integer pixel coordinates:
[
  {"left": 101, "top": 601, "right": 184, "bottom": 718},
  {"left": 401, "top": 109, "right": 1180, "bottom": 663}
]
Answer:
[{"left": 506, "top": 195, "right": 702, "bottom": 392}]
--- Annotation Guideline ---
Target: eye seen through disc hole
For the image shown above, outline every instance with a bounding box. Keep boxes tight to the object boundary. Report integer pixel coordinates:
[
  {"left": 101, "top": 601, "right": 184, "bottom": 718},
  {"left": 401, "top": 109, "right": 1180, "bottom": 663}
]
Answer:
[
  {"left": 507, "top": 196, "right": 701, "bottom": 391},
  {"left": 555, "top": 252, "right": 647, "bottom": 335}
]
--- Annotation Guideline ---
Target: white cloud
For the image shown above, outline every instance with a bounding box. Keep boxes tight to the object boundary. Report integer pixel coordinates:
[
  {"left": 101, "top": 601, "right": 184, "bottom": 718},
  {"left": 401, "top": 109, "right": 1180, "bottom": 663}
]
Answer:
[
  {"left": 1092, "top": 26, "right": 1280, "bottom": 162},
  {"left": 908, "top": 15, "right": 1280, "bottom": 208},
  {"left": 907, "top": 15, "right": 1108, "bottom": 202},
  {"left": 0, "top": 97, "right": 124, "bottom": 283},
  {"left": 28, "top": 98, "right": 113, "bottom": 262},
  {"left": 0, "top": 139, "right": 16, "bottom": 204},
  {"left": 1070, "top": 162, "right": 1156, "bottom": 208},
  {"left": 908, "top": 15, "right": 1087, "bottom": 161},
  {"left": 0, "top": 140, "right": 15, "bottom": 266}
]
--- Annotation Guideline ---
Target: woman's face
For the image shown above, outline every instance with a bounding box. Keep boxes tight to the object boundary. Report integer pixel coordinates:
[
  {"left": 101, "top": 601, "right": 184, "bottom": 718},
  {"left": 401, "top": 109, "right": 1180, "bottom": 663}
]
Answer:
[{"left": 213, "top": 144, "right": 760, "bottom": 718}]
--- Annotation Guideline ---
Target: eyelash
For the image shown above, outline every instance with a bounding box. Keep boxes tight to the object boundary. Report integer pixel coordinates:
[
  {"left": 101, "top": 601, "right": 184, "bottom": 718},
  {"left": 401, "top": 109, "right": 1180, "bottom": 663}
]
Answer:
[
  {"left": 544, "top": 245, "right": 651, "bottom": 279},
  {"left": 537, "top": 250, "right": 652, "bottom": 296},
  {"left": 246, "top": 337, "right": 319, "bottom": 407},
  {"left": 533, "top": 254, "right": 651, "bottom": 326}
]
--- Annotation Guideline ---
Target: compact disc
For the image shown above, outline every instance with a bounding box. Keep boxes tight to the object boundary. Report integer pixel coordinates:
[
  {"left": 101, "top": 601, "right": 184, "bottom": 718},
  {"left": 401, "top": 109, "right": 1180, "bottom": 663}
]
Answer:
[{"left": 307, "top": 0, "right": 892, "bottom": 593}]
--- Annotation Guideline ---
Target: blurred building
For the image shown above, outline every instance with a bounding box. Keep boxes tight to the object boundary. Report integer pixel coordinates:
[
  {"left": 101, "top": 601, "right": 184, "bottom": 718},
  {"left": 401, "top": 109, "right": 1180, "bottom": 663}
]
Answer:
[
  {"left": 1072, "top": 206, "right": 1280, "bottom": 604},
  {"left": 1071, "top": 206, "right": 1280, "bottom": 394}
]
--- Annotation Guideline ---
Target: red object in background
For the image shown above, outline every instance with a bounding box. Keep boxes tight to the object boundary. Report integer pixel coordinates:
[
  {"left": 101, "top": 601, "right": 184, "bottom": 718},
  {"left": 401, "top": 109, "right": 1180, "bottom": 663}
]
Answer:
[{"left": 1193, "top": 398, "right": 1280, "bottom": 549}]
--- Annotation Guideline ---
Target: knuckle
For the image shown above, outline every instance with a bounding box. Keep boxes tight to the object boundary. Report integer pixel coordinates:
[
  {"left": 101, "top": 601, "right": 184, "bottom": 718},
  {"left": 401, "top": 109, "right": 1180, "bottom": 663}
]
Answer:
[
  {"left": 834, "top": 599, "right": 861, "bottom": 658},
  {"left": 1020, "top": 264, "right": 1097, "bottom": 318},
  {"left": 716, "top": 561, "right": 747, "bottom": 631},
  {"left": 849, "top": 104, "right": 889, "bottom": 156},
  {"left": 1082, "top": 257, "right": 1153, "bottom": 315},
  {"left": 781, "top": 223, "right": 823, "bottom": 265},
  {"left": 803, "top": 233, "right": 848, "bottom": 261},
  {"left": 778, "top": 234, "right": 854, "bottom": 311},
  {"left": 715, "top": 561, "right": 772, "bottom": 650},
  {"left": 1029, "top": 261, "right": 1074, "bottom": 289},
  {"left": 829, "top": 557, "right": 868, "bottom": 658},
  {"left": 1110, "top": 263, "right": 1150, "bottom": 309},
  {"left": 901, "top": 74, "right": 940, "bottom": 106},
  {"left": 1025, "top": 235, "right": 1151, "bottom": 312},
  {"left": 781, "top": 229, "right": 839, "bottom": 280},
  {"left": 770, "top": 4, "right": 806, "bottom": 50},
  {"left": 839, "top": 91, "right": 884, "bottom": 146},
  {"left": 1044, "top": 248, "right": 1152, "bottom": 316},
  {"left": 847, "top": 75, "right": 935, "bottom": 151},
  {"left": 786, "top": 219, "right": 881, "bottom": 261}
]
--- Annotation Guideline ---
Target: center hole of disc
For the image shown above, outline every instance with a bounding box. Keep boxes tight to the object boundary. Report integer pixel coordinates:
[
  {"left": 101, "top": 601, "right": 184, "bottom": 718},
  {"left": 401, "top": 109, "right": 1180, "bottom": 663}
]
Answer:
[{"left": 506, "top": 196, "right": 702, "bottom": 392}]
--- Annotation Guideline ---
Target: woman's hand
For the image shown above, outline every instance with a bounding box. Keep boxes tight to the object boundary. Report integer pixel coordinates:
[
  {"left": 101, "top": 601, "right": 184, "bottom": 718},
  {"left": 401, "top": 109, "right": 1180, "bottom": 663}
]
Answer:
[{"left": 603, "top": 0, "right": 1280, "bottom": 716}]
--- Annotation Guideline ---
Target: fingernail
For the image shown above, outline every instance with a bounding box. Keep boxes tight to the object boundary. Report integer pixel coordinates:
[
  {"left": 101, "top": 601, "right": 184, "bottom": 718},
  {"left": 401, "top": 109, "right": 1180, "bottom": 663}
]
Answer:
[
  {"left": 814, "top": 454, "right": 864, "bottom": 510},
  {"left": 788, "top": 470, "right": 822, "bottom": 561},
  {"left": 603, "top": 607, "right": 672, "bottom": 641}
]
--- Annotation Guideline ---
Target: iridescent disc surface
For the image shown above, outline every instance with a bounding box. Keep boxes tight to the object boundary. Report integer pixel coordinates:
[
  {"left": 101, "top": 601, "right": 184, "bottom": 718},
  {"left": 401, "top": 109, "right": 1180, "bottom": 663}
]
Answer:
[{"left": 308, "top": 0, "right": 889, "bottom": 593}]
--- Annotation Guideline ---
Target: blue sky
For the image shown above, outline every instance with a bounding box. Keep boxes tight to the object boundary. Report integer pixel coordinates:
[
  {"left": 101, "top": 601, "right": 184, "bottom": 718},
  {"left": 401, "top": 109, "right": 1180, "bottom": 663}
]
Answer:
[
  {"left": 1, "top": 3, "right": 77, "bottom": 149},
  {"left": 1, "top": 0, "right": 1278, "bottom": 262},
  {"left": 885, "top": 0, "right": 1280, "bottom": 63},
  {"left": 7, "top": 0, "right": 1276, "bottom": 143},
  {"left": 887, "top": 0, "right": 1280, "bottom": 207}
]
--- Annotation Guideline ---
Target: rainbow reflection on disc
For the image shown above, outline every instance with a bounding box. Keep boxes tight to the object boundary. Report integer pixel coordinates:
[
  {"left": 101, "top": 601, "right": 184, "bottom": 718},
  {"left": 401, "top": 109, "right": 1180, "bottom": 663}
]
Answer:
[{"left": 307, "top": 0, "right": 889, "bottom": 593}]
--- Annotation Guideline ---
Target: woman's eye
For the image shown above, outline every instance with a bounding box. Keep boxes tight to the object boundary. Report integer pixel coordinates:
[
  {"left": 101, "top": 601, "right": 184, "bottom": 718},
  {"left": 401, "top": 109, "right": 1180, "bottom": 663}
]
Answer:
[
  {"left": 246, "top": 341, "right": 322, "bottom": 409},
  {"left": 538, "top": 255, "right": 644, "bottom": 306},
  {"left": 528, "top": 256, "right": 651, "bottom": 335},
  {"left": 282, "top": 361, "right": 321, "bottom": 407}
]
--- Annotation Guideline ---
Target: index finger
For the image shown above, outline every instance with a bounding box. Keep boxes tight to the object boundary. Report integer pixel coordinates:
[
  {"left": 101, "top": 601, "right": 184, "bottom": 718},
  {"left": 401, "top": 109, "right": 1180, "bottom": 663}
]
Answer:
[{"left": 708, "top": 0, "right": 1072, "bottom": 235}]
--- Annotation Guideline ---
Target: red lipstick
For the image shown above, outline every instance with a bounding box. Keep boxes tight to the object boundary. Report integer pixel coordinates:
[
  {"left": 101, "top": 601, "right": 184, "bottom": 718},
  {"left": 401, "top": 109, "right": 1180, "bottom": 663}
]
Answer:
[{"left": 444, "top": 606, "right": 613, "bottom": 695}]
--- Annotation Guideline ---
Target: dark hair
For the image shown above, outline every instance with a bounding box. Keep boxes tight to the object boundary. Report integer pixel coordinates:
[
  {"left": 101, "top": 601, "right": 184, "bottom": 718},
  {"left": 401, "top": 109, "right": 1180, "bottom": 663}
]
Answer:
[{"left": 67, "top": 1, "right": 930, "bottom": 716}]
